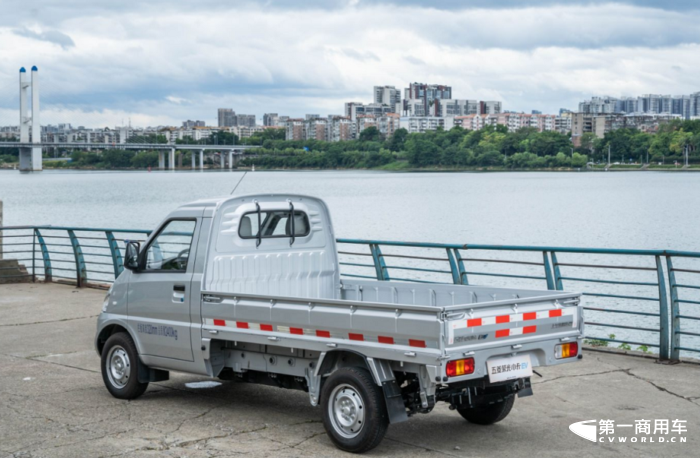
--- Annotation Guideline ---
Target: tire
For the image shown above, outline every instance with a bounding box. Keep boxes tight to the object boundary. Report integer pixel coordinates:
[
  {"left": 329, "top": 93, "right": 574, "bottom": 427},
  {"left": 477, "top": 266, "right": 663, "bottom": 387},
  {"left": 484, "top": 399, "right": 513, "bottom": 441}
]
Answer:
[
  {"left": 101, "top": 332, "right": 149, "bottom": 400},
  {"left": 458, "top": 395, "right": 515, "bottom": 425},
  {"left": 320, "top": 367, "right": 389, "bottom": 453}
]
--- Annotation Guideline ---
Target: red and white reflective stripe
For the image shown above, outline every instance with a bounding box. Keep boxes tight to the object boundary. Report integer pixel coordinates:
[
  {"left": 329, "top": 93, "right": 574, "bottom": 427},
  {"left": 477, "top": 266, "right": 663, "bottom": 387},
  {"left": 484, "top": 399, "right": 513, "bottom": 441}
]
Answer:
[
  {"left": 203, "top": 318, "right": 433, "bottom": 348},
  {"left": 495, "top": 325, "right": 538, "bottom": 338},
  {"left": 457, "top": 307, "right": 575, "bottom": 330}
]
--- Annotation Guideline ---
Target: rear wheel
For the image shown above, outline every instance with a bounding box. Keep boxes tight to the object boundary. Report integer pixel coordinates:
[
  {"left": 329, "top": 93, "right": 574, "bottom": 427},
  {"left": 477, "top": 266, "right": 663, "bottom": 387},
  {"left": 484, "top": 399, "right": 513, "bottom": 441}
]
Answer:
[
  {"left": 457, "top": 395, "right": 515, "bottom": 425},
  {"left": 101, "top": 332, "right": 148, "bottom": 400},
  {"left": 320, "top": 367, "right": 389, "bottom": 453}
]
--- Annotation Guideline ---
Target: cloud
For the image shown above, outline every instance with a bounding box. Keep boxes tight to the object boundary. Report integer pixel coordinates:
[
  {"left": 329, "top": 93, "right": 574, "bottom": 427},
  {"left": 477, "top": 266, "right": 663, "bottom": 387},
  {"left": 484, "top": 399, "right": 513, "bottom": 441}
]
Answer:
[
  {"left": 13, "top": 27, "right": 75, "bottom": 49},
  {"left": 165, "top": 96, "right": 189, "bottom": 104},
  {"left": 0, "top": 1, "right": 699, "bottom": 126}
]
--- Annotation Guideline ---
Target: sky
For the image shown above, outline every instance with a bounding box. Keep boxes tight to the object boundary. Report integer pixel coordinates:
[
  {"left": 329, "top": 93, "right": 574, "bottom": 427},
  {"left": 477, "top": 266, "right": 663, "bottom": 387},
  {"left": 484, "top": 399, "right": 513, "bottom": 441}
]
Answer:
[{"left": 0, "top": 0, "right": 699, "bottom": 128}]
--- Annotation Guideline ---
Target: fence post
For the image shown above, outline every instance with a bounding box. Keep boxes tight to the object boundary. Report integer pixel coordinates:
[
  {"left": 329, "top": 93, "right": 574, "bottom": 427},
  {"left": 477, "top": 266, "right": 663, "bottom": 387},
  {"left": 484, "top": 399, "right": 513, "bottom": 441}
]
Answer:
[
  {"left": 31, "top": 229, "right": 36, "bottom": 282},
  {"left": 34, "top": 228, "right": 52, "bottom": 282},
  {"left": 665, "top": 256, "right": 681, "bottom": 361},
  {"left": 369, "top": 243, "right": 390, "bottom": 281},
  {"left": 67, "top": 230, "right": 87, "bottom": 287},
  {"left": 550, "top": 251, "right": 564, "bottom": 290},
  {"left": 543, "top": 251, "right": 556, "bottom": 290},
  {"left": 655, "top": 255, "right": 670, "bottom": 360},
  {"left": 446, "top": 248, "right": 462, "bottom": 284},
  {"left": 105, "top": 231, "right": 123, "bottom": 279},
  {"left": 454, "top": 249, "right": 469, "bottom": 285}
]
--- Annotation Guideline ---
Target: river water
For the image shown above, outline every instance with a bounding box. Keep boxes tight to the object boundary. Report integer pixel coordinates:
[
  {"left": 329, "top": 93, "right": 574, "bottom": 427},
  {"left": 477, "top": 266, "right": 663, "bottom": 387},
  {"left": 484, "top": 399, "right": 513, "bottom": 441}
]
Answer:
[
  {"left": 1, "top": 169, "right": 699, "bottom": 356},
  {"left": 1, "top": 169, "right": 699, "bottom": 251}
]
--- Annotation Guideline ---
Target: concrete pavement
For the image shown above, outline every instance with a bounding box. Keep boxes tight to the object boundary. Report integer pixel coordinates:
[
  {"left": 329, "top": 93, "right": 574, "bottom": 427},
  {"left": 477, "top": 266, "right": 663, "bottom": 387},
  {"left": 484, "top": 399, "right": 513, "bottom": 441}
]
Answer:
[{"left": 1, "top": 282, "right": 699, "bottom": 458}]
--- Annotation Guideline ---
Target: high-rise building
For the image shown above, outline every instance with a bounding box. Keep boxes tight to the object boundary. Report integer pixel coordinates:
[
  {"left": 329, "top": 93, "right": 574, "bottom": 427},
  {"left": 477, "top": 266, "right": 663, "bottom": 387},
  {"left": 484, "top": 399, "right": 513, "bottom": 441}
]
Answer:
[
  {"left": 480, "top": 101, "right": 502, "bottom": 115},
  {"left": 578, "top": 92, "right": 700, "bottom": 119},
  {"left": 263, "top": 113, "right": 279, "bottom": 127},
  {"left": 218, "top": 109, "right": 236, "bottom": 127},
  {"left": 236, "top": 114, "right": 256, "bottom": 127},
  {"left": 373, "top": 86, "right": 401, "bottom": 113},
  {"left": 182, "top": 120, "right": 205, "bottom": 129},
  {"left": 403, "top": 83, "right": 452, "bottom": 117},
  {"left": 692, "top": 92, "right": 700, "bottom": 118}
]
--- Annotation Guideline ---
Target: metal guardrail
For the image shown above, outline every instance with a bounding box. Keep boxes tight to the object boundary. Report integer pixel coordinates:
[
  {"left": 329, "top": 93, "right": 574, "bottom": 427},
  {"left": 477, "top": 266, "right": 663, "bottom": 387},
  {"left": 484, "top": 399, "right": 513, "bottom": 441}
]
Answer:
[
  {"left": 0, "top": 226, "right": 698, "bottom": 361},
  {"left": 0, "top": 226, "right": 151, "bottom": 287},
  {"left": 336, "top": 239, "right": 700, "bottom": 361}
]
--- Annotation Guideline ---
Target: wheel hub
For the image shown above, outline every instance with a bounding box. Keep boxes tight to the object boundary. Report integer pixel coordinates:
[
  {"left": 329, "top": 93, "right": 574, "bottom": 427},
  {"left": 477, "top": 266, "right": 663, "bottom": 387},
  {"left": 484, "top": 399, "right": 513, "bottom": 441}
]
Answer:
[
  {"left": 329, "top": 384, "right": 365, "bottom": 438},
  {"left": 107, "top": 346, "right": 131, "bottom": 388}
]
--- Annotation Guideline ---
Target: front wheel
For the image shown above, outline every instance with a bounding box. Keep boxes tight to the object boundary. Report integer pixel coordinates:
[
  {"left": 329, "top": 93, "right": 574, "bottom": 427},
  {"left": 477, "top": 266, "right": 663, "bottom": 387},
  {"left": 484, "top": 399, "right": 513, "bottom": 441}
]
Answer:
[
  {"left": 457, "top": 395, "right": 515, "bottom": 425},
  {"left": 101, "top": 332, "right": 148, "bottom": 400},
  {"left": 320, "top": 367, "right": 389, "bottom": 453}
]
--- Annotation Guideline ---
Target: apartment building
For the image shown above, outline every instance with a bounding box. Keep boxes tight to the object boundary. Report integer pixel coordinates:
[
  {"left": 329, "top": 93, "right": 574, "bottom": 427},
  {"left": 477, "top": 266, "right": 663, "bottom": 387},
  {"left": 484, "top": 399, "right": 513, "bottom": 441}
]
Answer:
[
  {"left": 555, "top": 112, "right": 573, "bottom": 133},
  {"left": 218, "top": 109, "right": 235, "bottom": 127},
  {"left": 376, "top": 113, "right": 401, "bottom": 138},
  {"left": 182, "top": 120, "right": 205, "bottom": 129},
  {"left": 373, "top": 86, "right": 401, "bottom": 113},
  {"left": 480, "top": 101, "right": 502, "bottom": 115},
  {"left": 305, "top": 117, "right": 328, "bottom": 141},
  {"left": 578, "top": 93, "right": 700, "bottom": 119},
  {"left": 403, "top": 83, "right": 452, "bottom": 117},
  {"left": 263, "top": 113, "right": 279, "bottom": 127},
  {"left": 328, "top": 116, "right": 355, "bottom": 142},
  {"left": 344, "top": 102, "right": 394, "bottom": 121},
  {"left": 400, "top": 116, "right": 454, "bottom": 134},
  {"left": 439, "top": 99, "right": 479, "bottom": 117},
  {"left": 285, "top": 119, "right": 305, "bottom": 141},
  {"left": 453, "top": 114, "right": 489, "bottom": 131}
]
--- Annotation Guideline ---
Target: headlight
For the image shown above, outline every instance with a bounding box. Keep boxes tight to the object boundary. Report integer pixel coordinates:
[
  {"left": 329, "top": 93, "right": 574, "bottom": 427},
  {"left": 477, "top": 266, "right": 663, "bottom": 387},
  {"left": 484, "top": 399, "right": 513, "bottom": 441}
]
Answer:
[{"left": 102, "top": 287, "right": 112, "bottom": 312}]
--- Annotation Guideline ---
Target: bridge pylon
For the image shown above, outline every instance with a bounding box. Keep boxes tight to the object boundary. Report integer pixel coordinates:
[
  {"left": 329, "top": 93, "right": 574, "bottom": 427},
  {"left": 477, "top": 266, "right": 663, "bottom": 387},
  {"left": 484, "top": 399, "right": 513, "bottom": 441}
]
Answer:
[{"left": 19, "top": 66, "right": 42, "bottom": 172}]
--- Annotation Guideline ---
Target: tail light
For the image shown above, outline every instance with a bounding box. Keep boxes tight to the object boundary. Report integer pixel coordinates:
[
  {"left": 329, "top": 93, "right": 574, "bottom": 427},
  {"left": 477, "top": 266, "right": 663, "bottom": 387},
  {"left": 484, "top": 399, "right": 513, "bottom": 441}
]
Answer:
[
  {"left": 555, "top": 342, "right": 578, "bottom": 359},
  {"left": 446, "top": 358, "right": 475, "bottom": 377}
]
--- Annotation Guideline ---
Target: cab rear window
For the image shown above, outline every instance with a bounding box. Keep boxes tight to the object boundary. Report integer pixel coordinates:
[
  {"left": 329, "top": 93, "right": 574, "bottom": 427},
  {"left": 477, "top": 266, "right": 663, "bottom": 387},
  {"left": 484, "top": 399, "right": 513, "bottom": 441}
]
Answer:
[{"left": 239, "top": 210, "right": 310, "bottom": 239}]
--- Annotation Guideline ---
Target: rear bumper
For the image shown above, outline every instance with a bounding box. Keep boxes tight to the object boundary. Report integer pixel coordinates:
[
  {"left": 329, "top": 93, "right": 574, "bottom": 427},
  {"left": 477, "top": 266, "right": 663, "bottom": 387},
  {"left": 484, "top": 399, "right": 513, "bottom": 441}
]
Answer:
[
  {"left": 437, "top": 376, "right": 533, "bottom": 409},
  {"left": 440, "top": 334, "right": 583, "bottom": 383}
]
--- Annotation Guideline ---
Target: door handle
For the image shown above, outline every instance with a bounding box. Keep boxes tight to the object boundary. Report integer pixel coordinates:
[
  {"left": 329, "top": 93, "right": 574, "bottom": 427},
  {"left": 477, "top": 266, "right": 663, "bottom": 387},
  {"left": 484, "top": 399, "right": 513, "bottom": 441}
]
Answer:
[{"left": 174, "top": 285, "right": 186, "bottom": 292}]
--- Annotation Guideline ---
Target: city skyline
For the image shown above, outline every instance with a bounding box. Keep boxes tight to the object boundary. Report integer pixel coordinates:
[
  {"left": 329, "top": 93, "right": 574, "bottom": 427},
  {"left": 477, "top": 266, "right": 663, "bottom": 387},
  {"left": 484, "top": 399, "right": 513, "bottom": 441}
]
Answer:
[{"left": 2, "top": 1, "right": 700, "bottom": 127}]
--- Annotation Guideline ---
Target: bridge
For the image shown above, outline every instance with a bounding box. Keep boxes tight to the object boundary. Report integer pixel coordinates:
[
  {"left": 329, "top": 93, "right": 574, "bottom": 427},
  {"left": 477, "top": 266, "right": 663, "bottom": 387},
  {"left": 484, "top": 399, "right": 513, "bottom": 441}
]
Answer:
[
  {"left": 0, "top": 141, "right": 261, "bottom": 170},
  {"left": 2, "top": 66, "right": 260, "bottom": 171}
]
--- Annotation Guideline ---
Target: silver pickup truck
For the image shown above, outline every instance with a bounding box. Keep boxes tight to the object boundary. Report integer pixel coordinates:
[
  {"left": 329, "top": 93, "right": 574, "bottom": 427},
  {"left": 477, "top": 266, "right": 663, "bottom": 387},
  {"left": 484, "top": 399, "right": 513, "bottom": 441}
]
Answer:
[{"left": 96, "top": 194, "right": 583, "bottom": 453}]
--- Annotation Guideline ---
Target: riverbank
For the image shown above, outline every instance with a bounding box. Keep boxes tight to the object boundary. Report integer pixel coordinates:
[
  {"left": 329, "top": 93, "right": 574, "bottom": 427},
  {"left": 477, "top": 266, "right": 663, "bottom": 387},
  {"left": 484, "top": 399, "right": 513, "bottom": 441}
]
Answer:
[{"left": 2, "top": 162, "right": 699, "bottom": 172}]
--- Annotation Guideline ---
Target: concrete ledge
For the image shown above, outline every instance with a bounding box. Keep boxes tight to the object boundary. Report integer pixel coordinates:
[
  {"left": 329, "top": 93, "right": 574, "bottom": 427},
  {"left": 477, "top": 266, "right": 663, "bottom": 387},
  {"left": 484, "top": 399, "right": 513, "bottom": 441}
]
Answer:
[{"left": 0, "top": 259, "right": 31, "bottom": 284}]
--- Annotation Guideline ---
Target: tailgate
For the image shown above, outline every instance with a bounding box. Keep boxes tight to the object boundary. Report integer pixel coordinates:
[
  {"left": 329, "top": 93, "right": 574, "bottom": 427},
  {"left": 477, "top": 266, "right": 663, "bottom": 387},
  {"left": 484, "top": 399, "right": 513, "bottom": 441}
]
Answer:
[{"left": 446, "top": 293, "right": 581, "bottom": 349}]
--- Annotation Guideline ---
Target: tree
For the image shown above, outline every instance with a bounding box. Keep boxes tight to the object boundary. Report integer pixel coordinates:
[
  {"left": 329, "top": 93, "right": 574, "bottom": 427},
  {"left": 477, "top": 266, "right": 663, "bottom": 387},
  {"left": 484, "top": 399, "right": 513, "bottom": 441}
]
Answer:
[
  {"left": 405, "top": 135, "right": 439, "bottom": 166},
  {"left": 359, "top": 126, "right": 383, "bottom": 142},
  {"left": 102, "top": 149, "right": 135, "bottom": 168},
  {"left": 386, "top": 128, "right": 408, "bottom": 152}
]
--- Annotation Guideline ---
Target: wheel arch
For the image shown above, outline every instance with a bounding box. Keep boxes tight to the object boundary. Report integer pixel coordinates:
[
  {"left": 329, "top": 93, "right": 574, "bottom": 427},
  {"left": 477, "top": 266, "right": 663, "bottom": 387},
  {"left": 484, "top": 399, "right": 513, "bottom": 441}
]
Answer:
[{"left": 96, "top": 323, "right": 131, "bottom": 356}]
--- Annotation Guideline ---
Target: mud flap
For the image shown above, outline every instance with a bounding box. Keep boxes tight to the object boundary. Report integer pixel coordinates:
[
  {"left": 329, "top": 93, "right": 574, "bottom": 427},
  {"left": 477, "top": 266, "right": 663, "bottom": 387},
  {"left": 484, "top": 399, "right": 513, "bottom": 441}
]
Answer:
[
  {"left": 137, "top": 359, "right": 169, "bottom": 383},
  {"left": 517, "top": 378, "right": 533, "bottom": 398},
  {"left": 382, "top": 379, "right": 409, "bottom": 424}
]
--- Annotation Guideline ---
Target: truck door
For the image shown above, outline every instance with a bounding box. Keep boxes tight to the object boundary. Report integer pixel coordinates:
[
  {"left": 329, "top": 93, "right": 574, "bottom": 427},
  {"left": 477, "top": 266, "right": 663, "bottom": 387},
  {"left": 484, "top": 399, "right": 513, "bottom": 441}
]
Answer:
[{"left": 127, "top": 219, "right": 198, "bottom": 361}]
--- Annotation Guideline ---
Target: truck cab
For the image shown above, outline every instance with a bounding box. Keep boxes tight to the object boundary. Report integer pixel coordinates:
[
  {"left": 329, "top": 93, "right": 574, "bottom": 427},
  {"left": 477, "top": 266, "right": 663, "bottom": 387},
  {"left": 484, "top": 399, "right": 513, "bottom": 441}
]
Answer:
[{"left": 96, "top": 194, "right": 583, "bottom": 453}]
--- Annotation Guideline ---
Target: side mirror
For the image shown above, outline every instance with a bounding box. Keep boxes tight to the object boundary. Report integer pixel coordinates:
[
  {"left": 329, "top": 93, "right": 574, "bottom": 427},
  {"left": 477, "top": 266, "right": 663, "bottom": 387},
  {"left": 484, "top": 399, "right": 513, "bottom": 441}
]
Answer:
[{"left": 124, "top": 241, "right": 141, "bottom": 272}]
